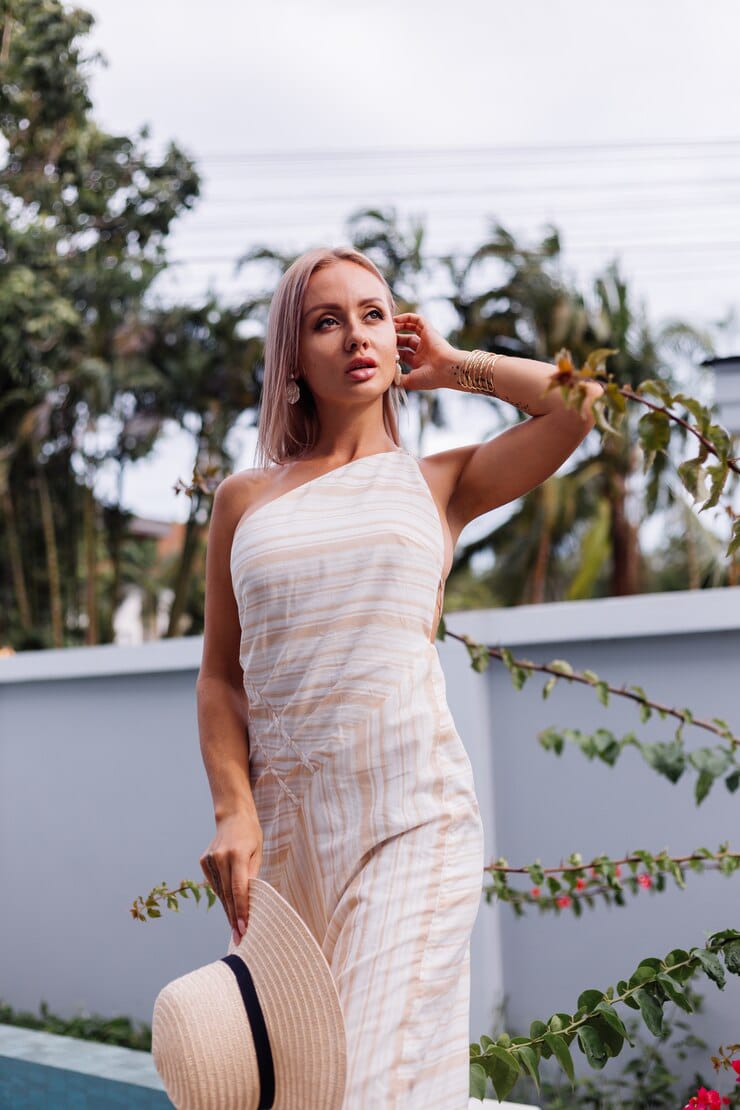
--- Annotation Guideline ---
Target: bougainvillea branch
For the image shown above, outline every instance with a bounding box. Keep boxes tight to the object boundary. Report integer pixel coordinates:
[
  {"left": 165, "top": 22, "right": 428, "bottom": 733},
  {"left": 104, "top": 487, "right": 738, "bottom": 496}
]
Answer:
[
  {"left": 546, "top": 349, "right": 740, "bottom": 558},
  {"left": 434, "top": 630, "right": 739, "bottom": 804},
  {"left": 469, "top": 928, "right": 740, "bottom": 1102},
  {"left": 485, "top": 843, "right": 740, "bottom": 916},
  {"left": 130, "top": 878, "right": 216, "bottom": 921}
]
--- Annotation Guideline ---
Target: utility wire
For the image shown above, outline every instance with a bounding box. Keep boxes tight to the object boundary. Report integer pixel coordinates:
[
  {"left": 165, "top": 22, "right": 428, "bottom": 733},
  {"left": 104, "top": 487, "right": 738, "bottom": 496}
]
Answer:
[{"left": 183, "top": 136, "right": 740, "bottom": 163}]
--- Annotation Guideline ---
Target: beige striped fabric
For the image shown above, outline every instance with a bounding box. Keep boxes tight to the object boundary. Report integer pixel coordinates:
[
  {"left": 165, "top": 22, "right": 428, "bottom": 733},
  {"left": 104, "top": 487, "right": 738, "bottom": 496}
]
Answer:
[{"left": 230, "top": 447, "right": 485, "bottom": 1108}]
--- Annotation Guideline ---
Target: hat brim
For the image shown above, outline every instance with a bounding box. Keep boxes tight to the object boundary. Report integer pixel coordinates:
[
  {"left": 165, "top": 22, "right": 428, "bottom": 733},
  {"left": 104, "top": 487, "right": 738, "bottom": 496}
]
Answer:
[{"left": 226, "top": 877, "right": 347, "bottom": 1108}]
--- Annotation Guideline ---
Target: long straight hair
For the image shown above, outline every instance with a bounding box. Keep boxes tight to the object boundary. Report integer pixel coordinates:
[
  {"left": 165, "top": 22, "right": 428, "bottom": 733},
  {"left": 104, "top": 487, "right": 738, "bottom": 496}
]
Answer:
[{"left": 255, "top": 246, "right": 404, "bottom": 469}]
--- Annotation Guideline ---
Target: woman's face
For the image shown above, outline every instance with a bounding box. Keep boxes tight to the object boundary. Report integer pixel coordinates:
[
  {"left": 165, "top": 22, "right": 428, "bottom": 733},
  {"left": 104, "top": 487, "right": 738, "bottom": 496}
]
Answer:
[{"left": 298, "top": 260, "right": 397, "bottom": 404}]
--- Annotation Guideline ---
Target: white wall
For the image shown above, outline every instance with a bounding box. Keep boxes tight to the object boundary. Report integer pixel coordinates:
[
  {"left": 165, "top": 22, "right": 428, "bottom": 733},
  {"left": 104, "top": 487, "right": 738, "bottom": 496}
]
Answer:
[{"left": 1, "top": 586, "right": 739, "bottom": 1090}]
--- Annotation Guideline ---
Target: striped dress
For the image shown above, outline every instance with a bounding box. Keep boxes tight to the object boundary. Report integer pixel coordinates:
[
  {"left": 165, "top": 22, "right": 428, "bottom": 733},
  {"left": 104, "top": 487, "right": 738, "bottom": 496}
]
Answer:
[{"left": 230, "top": 447, "right": 485, "bottom": 1108}]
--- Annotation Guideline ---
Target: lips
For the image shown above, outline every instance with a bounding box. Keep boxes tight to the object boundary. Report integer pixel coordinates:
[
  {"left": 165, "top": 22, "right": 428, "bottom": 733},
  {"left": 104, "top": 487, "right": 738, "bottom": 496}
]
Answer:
[{"left": 346, "top": 358, "right": 377, "bottom": 372}]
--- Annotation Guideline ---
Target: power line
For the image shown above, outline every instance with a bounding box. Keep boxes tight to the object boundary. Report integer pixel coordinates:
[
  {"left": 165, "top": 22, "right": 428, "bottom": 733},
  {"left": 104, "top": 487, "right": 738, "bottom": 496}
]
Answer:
[
  {"left": 196, "top": 175, "right": 740, "bottom": 206},
  {"left": 163, "top": 239, "right": 740, "bottom": 264},
  {"left": 171, "top": 208, "right": 740, "bottom": 237},
  {"left": 170, "top": 195, "right": 740, "bottom": 239},
  {"left": 192, "top": 151, "right": 740, "bottom": 175},
  {"left": 182, "top": 136, "right": 740, "bottom": 163}
]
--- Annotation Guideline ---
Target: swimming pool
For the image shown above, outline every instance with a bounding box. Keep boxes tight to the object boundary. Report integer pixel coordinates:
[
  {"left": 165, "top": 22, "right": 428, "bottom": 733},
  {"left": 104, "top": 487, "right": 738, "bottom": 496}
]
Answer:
[{"left": 0, "top": 1024, "right": 171, "bottom": 1108}]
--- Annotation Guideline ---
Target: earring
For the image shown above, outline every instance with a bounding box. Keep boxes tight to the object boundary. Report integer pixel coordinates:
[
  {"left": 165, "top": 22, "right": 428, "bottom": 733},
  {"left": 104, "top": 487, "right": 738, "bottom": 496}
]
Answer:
[
  {"left": 286, "top": 374, "right": 300, "bottom": 404},
  {"left": 394, "top": 355, "right": 404, "bottom": 387}
]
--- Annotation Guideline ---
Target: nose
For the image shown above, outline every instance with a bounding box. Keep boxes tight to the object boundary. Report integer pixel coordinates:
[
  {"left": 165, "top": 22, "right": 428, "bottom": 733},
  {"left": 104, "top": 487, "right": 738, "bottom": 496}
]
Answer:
[{"left": 344, "top": 314, "right": 370, "bottom": 351}]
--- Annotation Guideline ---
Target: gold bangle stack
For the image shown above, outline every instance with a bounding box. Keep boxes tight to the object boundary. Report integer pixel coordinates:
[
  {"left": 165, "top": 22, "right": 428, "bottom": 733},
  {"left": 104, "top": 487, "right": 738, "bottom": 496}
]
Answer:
[{"left": 452, "top": 349, "right": 504, "bottom": 396}]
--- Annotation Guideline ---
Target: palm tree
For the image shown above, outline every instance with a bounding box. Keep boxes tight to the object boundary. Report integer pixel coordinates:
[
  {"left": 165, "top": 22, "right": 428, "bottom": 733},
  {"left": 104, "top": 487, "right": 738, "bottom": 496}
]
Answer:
[{"left": 442, "top": 223, "right": 716, "bottom": 600}]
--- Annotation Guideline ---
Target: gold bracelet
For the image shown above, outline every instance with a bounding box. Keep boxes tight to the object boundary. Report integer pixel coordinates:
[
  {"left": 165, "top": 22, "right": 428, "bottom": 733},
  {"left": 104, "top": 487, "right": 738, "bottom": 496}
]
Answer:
[{"left": 450, "top": 349, "right": 504, "bottom": 396}]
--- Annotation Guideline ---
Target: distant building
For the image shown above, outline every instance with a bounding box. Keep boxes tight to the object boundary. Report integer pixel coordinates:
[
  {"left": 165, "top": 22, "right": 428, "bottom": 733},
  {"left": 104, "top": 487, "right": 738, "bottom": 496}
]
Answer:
[
  {"left": 112, "top": 516, "right": 186, "bottom": 644},
  {"left": 702, "top": 354, "right": 740, "bottom": 436}
]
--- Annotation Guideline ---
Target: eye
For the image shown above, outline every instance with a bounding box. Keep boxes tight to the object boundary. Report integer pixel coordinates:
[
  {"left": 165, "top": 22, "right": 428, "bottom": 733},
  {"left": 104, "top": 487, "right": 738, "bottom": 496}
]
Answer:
[{"left": 316, "top": 308, "right": 385, "bottom": 330}]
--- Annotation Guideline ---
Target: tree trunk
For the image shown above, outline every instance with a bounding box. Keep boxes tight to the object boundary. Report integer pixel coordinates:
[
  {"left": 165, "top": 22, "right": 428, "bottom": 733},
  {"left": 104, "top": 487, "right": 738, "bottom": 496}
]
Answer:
[
  {"left": 1, "top": 484, "right": 32, "bottom": 633},
  {"left": 608, "top": 466, "right": 641, "bottom": 595},
  {"left": 528, "top": 484, "right": 556, "bottom": 604},
  {"left": 84, "top": 482, "right": 99, "bottom": 644},
  {"left": 166, "top": 509, "right": 202, "bottom": 638},
  {"left": 36, "top": 461, "right": 64, "bottom": 647}
]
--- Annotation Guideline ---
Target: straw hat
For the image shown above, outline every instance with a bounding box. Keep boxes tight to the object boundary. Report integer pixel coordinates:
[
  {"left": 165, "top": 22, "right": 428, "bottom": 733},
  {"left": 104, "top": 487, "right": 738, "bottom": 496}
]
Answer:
[{"left": 151, "top": 877, "right": 347, "bottom": 1109}]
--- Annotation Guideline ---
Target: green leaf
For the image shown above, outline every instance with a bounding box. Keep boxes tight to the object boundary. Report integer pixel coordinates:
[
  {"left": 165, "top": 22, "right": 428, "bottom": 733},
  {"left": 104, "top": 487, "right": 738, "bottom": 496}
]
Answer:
[
  {"left": 694, "top": 948, "right": 726, "bottom": 989},
  {"left": 637, "top": 378, "right": 673, "bottom": 403},
  {"left": 549, "top": 659, "right": 574, "bottom": 676},
  {"left": 593, "top": 1001, "right": 630, "bottom": 1041},
  {"left": 595, "top": 681, "right": 610, "bottom": 706},
  {"left": 689, "top": 747, "right": 733, "bottom": 776},
  {"left": 576, "top": 989, "right": 604, "bottom": 1014},
  {"left": 515, "top": 1044, "right": 541, "bottom": 1092},
  {"left": 592, "top": 729, "right": 620, "bottom": 764},
  {"left": 483, "top": 1046, "right": 520, "bottom": 1101},
  {"left": 577, "top": 1024, "right": 608, "bottom": 1069},
  {"left": 527, "top": 863, "right": 545, "bottom": 885},
  {"left": 543, "top": 1032, "right": 575, "bottom": 1084},
  {"left": 591, "top": 1014, "right": 624, "bottom": 1058},
  {"left": 635, "top": 957, "right": 662, "bottom": 973},
  {"left": 656, "top": 973, "right": 693, "bottom": 1012},
  {"left": 695, "top": 769, "right": 715, "bottom": 805},
  {"left": 725, "top": 770, "right": 740, "bottom": 793},
  {"left": 677, "top": 457, "right": 702, "bottom": 497},
  {"left": 530, "top": 1019, "right": 547, "bottom": 1040},
  {"left": 634, "top": 988, "right": 664, "bottom": 1036},
  {"left": 542, "top": 676, "right": 557, "bottom": 699},
  {"left": 469, "top": 1060, "right": 487, "bottom": 1100},
  {"left": 628, "top": 964, "right": 657, "bottom": 989},
  {"left": 639, "top": 740, "right": 686, "bottom": 784},
  {"left": 722, "top": 940, "right": 740, "bottom": 975}
]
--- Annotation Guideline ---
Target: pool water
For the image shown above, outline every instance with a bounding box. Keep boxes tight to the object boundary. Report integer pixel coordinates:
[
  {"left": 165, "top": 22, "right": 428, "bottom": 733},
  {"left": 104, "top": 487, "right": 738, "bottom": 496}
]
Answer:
[
  {"left": 0, "top": 1025, "right": 171, "bottom": 1108},
  {"left": 0, "top": 1055, "right": 171, "bottom": 1107}
]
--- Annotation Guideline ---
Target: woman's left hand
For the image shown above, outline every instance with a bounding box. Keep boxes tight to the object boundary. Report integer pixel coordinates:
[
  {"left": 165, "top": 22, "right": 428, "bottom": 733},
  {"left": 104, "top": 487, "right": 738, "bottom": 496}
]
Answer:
[{"left": 393, "top": 312, "right": 458, "bottom": 392}]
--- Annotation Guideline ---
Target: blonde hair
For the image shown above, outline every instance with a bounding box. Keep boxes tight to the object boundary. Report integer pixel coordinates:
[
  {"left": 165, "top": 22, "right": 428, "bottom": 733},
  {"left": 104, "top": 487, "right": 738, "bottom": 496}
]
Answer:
[{"left": 255, "top": 245, "right": 404, "bottom": 469}]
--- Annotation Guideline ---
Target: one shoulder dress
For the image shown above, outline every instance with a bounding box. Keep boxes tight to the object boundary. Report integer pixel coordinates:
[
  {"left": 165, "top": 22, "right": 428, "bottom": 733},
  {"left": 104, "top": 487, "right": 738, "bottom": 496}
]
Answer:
[{"left": 229, "top": 447, "right": 485, "bottom": 1108}]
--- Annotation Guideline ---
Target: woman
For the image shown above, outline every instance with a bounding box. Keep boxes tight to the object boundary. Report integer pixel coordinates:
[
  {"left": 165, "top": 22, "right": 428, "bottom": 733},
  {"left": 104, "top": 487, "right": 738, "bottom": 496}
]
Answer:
[{"left": 195, "top": 245, "right": 602, "bottom": 1107}]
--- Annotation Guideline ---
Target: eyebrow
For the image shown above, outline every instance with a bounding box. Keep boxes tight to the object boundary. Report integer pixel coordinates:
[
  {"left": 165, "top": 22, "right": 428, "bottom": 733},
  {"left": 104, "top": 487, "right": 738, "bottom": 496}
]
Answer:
[{"left": 303, "top": 297, "right": 385, "bottom": 319}]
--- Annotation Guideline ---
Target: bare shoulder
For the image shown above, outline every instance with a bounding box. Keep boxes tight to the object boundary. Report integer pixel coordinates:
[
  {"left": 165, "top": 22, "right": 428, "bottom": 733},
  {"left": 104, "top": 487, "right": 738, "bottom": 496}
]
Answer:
[{"left": 213, "top": 467, "right": 271, "bottom": 532}]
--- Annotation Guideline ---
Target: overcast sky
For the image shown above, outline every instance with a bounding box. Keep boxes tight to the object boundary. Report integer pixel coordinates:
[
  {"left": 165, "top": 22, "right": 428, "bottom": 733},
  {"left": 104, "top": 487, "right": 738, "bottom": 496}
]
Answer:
[{"left": 75, "top": 0, "right": 740, "bottom": 525}]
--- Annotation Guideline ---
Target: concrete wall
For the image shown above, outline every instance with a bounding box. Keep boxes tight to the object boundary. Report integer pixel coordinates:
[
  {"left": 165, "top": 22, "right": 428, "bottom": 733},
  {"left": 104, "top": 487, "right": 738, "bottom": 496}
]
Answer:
[{"left": 1, "top": 586, "right": 739, "bottom": 1088}]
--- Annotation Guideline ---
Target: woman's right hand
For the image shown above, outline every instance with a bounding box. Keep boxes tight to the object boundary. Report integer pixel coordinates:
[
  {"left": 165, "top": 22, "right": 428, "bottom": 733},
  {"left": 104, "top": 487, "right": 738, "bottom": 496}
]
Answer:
[{"left": 200, "top": 810, "right": 263, "bottom": 946}]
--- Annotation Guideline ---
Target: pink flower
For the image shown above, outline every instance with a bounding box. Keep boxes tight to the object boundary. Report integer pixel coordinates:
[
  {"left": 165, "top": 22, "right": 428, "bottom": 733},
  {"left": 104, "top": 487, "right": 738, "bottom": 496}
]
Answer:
[
  {"left": 575, "top": 877, "right": 587, "bottom": 890},
  {"left": 637, "top": 873, "right": 652, "bottom": 889},
  {"left": 683, "top": 1087, "right": 730, "bottom": 1108},
  {"left": 614, "top": 864, "right": 622, "bottom": 877},
  {"left": 530, "top": 887, "right": 541, "bottom": 898},
  {"left": 556, "top": 895, "right": 571, "bottom": 908},
  {"left": 732, "top": 1059, "right": 740, "bottom": 1080}
]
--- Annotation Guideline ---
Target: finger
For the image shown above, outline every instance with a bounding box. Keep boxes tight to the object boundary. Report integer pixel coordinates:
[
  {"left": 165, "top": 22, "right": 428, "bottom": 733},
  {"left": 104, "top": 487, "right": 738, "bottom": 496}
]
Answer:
[
  {"left": 393, "top": 314, "right": 424, "bottom": 331},
  {"left": 206, "top": 856, "right": 235, "bottom": 931},
  {"left": 229, "top": 854, "right": 251, "bottom": 938}
]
